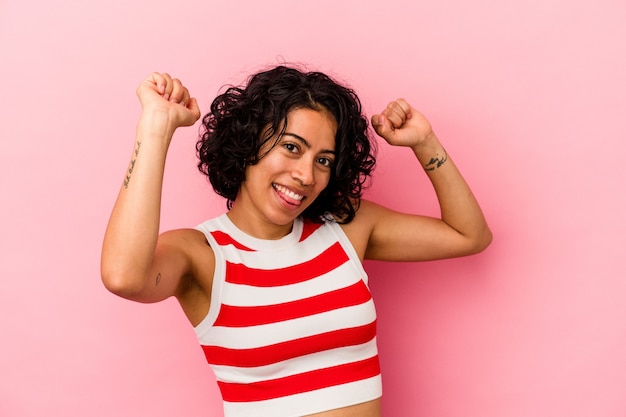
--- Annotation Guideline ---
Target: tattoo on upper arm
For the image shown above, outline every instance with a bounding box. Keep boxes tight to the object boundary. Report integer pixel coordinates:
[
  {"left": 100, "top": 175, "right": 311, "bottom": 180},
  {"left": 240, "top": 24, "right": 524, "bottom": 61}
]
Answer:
[
  {"left": 155, "top": 272, "right": 161, "bottom": 286},
  {"left": 123, "top": 140, "right": 142, "bottom": 188},
  {"left": 424, "top": 150, "right": 448, "bottom": 171}
]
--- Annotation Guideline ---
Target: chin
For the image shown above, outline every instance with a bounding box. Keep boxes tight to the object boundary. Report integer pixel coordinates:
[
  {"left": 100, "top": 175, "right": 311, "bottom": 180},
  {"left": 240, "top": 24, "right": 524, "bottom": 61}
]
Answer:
[{"left": 267, "top": 206, "right": 307, "bottom": 226}]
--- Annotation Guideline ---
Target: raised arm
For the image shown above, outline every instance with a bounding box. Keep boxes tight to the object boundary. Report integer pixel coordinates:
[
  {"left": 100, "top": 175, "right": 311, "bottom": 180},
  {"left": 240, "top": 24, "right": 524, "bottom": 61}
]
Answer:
[
  {"left": 360, "top": 99, "right": 492, "bottom": 262},
  {"left": 101, "top": 73, "right": 201, "bottom": 302}
]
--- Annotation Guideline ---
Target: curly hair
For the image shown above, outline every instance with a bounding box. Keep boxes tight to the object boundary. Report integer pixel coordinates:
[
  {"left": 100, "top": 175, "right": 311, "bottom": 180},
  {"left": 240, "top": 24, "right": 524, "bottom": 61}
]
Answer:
[{"left": 196, "top": 65, "right": 376, "bottom": 223}]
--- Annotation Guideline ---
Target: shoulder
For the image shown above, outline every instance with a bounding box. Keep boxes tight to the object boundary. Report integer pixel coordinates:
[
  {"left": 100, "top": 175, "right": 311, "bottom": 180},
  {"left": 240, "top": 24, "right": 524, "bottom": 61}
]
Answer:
[
  {"left": 158, "top": 228, "right": 216, "bottom": 324},
  {"left": 342, "top": 199, "right": 392, "bottom": 231},
  {"left": 159, "top": 228, "right": 211, "bottom": 256},
  {"left": 339, "top": 199, "right": 388, "bottom": 260},
  {"left": 157, "top": 228, "right": 216, "bottom": 289}
]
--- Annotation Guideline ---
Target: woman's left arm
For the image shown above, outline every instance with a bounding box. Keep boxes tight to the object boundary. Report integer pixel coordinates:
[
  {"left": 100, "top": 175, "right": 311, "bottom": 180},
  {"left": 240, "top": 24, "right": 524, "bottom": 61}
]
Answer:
[{"left": 362, "top": 99, "right": 492, "bottom": 262}]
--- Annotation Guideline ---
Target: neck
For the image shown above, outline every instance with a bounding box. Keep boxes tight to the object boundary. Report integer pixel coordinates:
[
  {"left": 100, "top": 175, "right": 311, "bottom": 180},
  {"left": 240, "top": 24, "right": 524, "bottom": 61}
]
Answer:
[{"left": 226, "top": 204, "right": 294, "bottom": 240}]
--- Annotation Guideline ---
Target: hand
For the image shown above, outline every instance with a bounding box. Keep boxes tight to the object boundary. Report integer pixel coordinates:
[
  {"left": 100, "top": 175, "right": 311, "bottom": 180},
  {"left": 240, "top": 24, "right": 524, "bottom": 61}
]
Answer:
[
  {"left": 371, "top": 99, "right": 435, "bottom": 149},
  {"left": 136, "top": 72, "right": 201, "bottom": 130}
]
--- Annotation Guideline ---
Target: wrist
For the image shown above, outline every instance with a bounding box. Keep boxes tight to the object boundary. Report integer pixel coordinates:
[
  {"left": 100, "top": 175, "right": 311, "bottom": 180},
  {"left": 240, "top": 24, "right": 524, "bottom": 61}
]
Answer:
[
  {"left": 422, "top": 147, "right": 448, "bottom": 171},
  {"left": 410, "top": 131, "right": 439, "bottom": 152},
  {"left": 411, "top": 133, "right": 448, "bottom": 171},
  {"left": 137, "top": 109, "right": 176, "bottom": 143}
]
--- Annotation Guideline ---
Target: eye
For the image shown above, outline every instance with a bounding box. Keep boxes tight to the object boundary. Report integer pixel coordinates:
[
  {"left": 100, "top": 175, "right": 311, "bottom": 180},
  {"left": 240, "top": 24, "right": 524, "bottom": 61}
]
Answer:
[
  {"left": 283, "top": 142, "right": 299, "bottom": 153},
  {"left": 317, "top": 157, "right": 334, "bottom": 168}
]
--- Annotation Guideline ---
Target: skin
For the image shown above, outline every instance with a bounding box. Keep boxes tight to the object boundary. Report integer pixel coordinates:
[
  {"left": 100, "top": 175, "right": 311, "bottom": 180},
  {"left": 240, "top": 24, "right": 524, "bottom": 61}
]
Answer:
[
  {"left": 227, "top": 107, "right": 338, "bottom": 240},
  {"left": 101, "top": 72, "right": 492, "bottom": 417}
]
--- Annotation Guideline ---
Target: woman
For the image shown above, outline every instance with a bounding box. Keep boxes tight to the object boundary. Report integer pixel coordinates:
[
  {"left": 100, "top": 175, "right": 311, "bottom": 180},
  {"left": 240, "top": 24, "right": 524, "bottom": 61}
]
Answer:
[{"left": 101, "top": 65, "right": 492, "bottom": 417}]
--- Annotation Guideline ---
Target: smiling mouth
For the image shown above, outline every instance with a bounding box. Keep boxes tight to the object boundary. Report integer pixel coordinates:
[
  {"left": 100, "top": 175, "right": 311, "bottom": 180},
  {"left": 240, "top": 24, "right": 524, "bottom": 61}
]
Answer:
[{"left": 273, "top": 184, "right": 304, "bottom": 202}]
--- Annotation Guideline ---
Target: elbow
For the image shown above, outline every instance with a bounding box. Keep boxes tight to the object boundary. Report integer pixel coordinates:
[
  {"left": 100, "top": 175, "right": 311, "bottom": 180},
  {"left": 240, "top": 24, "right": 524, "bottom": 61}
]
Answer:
[
  {"left": 468, "top": 226, "right": 493, "bottom": 255},
  {"left": 101, "top": 266, "right": 147, "bottom": 299}
]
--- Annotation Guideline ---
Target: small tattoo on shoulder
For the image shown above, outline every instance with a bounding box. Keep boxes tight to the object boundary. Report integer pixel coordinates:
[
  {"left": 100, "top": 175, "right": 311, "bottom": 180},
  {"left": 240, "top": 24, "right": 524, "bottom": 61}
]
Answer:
[{"left": 155, "top": 273, "right": 161, "bottom": 286}]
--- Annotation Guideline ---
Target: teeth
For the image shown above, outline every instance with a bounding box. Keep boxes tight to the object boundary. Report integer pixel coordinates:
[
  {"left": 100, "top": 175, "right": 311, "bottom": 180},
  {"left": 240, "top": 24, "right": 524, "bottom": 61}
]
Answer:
[{"left": 274, "top": 184, "right": 304, "bottom": 201}]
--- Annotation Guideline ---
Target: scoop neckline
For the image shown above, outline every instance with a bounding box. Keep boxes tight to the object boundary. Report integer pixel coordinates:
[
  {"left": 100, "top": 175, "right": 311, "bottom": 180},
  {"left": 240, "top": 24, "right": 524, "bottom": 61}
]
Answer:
[{"left": 218, "top": 213, "right": 304, "bottom": 251}]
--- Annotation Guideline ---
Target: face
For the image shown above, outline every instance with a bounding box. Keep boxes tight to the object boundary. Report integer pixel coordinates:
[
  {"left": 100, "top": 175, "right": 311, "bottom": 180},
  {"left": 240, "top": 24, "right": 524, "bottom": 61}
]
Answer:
[{"left": 228, "top": 107, "right": 337, "bottom": 239}]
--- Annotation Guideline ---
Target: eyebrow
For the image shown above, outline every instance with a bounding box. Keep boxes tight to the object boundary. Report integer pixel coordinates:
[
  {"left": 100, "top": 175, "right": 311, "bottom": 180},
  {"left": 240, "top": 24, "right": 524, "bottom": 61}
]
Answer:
[{"left": 282, "top": 132, "right": 336, "bottom": 155}]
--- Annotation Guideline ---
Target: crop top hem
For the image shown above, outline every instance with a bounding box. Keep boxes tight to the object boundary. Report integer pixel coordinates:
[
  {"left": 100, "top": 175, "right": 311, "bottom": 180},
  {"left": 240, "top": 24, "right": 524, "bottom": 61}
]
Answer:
[{"left": 223, "top": 375, "right": 382, "bottom": 417}]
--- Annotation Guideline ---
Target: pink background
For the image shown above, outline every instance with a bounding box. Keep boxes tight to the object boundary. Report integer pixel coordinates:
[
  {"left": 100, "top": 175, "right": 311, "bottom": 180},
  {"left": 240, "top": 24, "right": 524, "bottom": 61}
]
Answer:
[{"left": 1, "top": 0, "right": 625, "bottom": 416}]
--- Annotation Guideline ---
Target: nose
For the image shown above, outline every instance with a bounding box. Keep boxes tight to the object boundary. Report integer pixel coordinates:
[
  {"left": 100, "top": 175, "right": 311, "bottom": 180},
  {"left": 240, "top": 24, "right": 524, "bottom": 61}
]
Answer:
[{"left": 292, "top": 157, "right": 315, "bottom": 186}]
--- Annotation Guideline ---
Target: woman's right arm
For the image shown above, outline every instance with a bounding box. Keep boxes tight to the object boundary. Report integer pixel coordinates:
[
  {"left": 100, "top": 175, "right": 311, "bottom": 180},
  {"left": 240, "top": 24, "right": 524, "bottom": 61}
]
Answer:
[{"left": 101, "top": 73, "right": 201, "bottom": 303}]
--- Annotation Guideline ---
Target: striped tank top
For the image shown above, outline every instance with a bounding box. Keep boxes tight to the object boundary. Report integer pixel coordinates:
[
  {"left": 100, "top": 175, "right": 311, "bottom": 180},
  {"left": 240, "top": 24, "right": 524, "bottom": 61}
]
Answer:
[{"left": 194, "top": 214, "right": 381, "bottom": 417}]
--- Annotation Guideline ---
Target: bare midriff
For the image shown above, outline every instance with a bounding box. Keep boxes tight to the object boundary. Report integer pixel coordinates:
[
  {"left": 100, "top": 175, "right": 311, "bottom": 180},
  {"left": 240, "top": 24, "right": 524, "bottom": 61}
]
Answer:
[{"left": 304, "top": 398, "right": 381, "bottom": 417}]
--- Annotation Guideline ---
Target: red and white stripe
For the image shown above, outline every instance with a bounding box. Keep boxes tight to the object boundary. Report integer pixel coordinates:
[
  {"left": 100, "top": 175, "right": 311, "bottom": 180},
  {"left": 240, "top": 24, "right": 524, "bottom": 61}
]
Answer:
[{"left": 195, "top": 215, "right": 382, "bottom": 417}]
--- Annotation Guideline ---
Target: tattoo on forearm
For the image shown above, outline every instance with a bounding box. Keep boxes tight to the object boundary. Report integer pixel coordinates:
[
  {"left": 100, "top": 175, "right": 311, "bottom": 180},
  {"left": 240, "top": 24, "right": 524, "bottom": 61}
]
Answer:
[
  {"left": 155, "top": 273, "right": 161, "bottom": 286},
  {"left": 424, "top": 150, "right": 448, "bottom": 171},
  {"left": 123, "top": 140, "right": 141, "bottom": 188}
]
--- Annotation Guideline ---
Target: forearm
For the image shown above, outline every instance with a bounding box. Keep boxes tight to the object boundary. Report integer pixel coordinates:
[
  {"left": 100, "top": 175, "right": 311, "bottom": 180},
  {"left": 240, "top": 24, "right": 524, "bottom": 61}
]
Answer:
[
  {"left": 413, "top": 133, "right": 492, "bottom": 250},
  {"left": 101, "top": 112, "right": 173, "bottom": 292}
]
